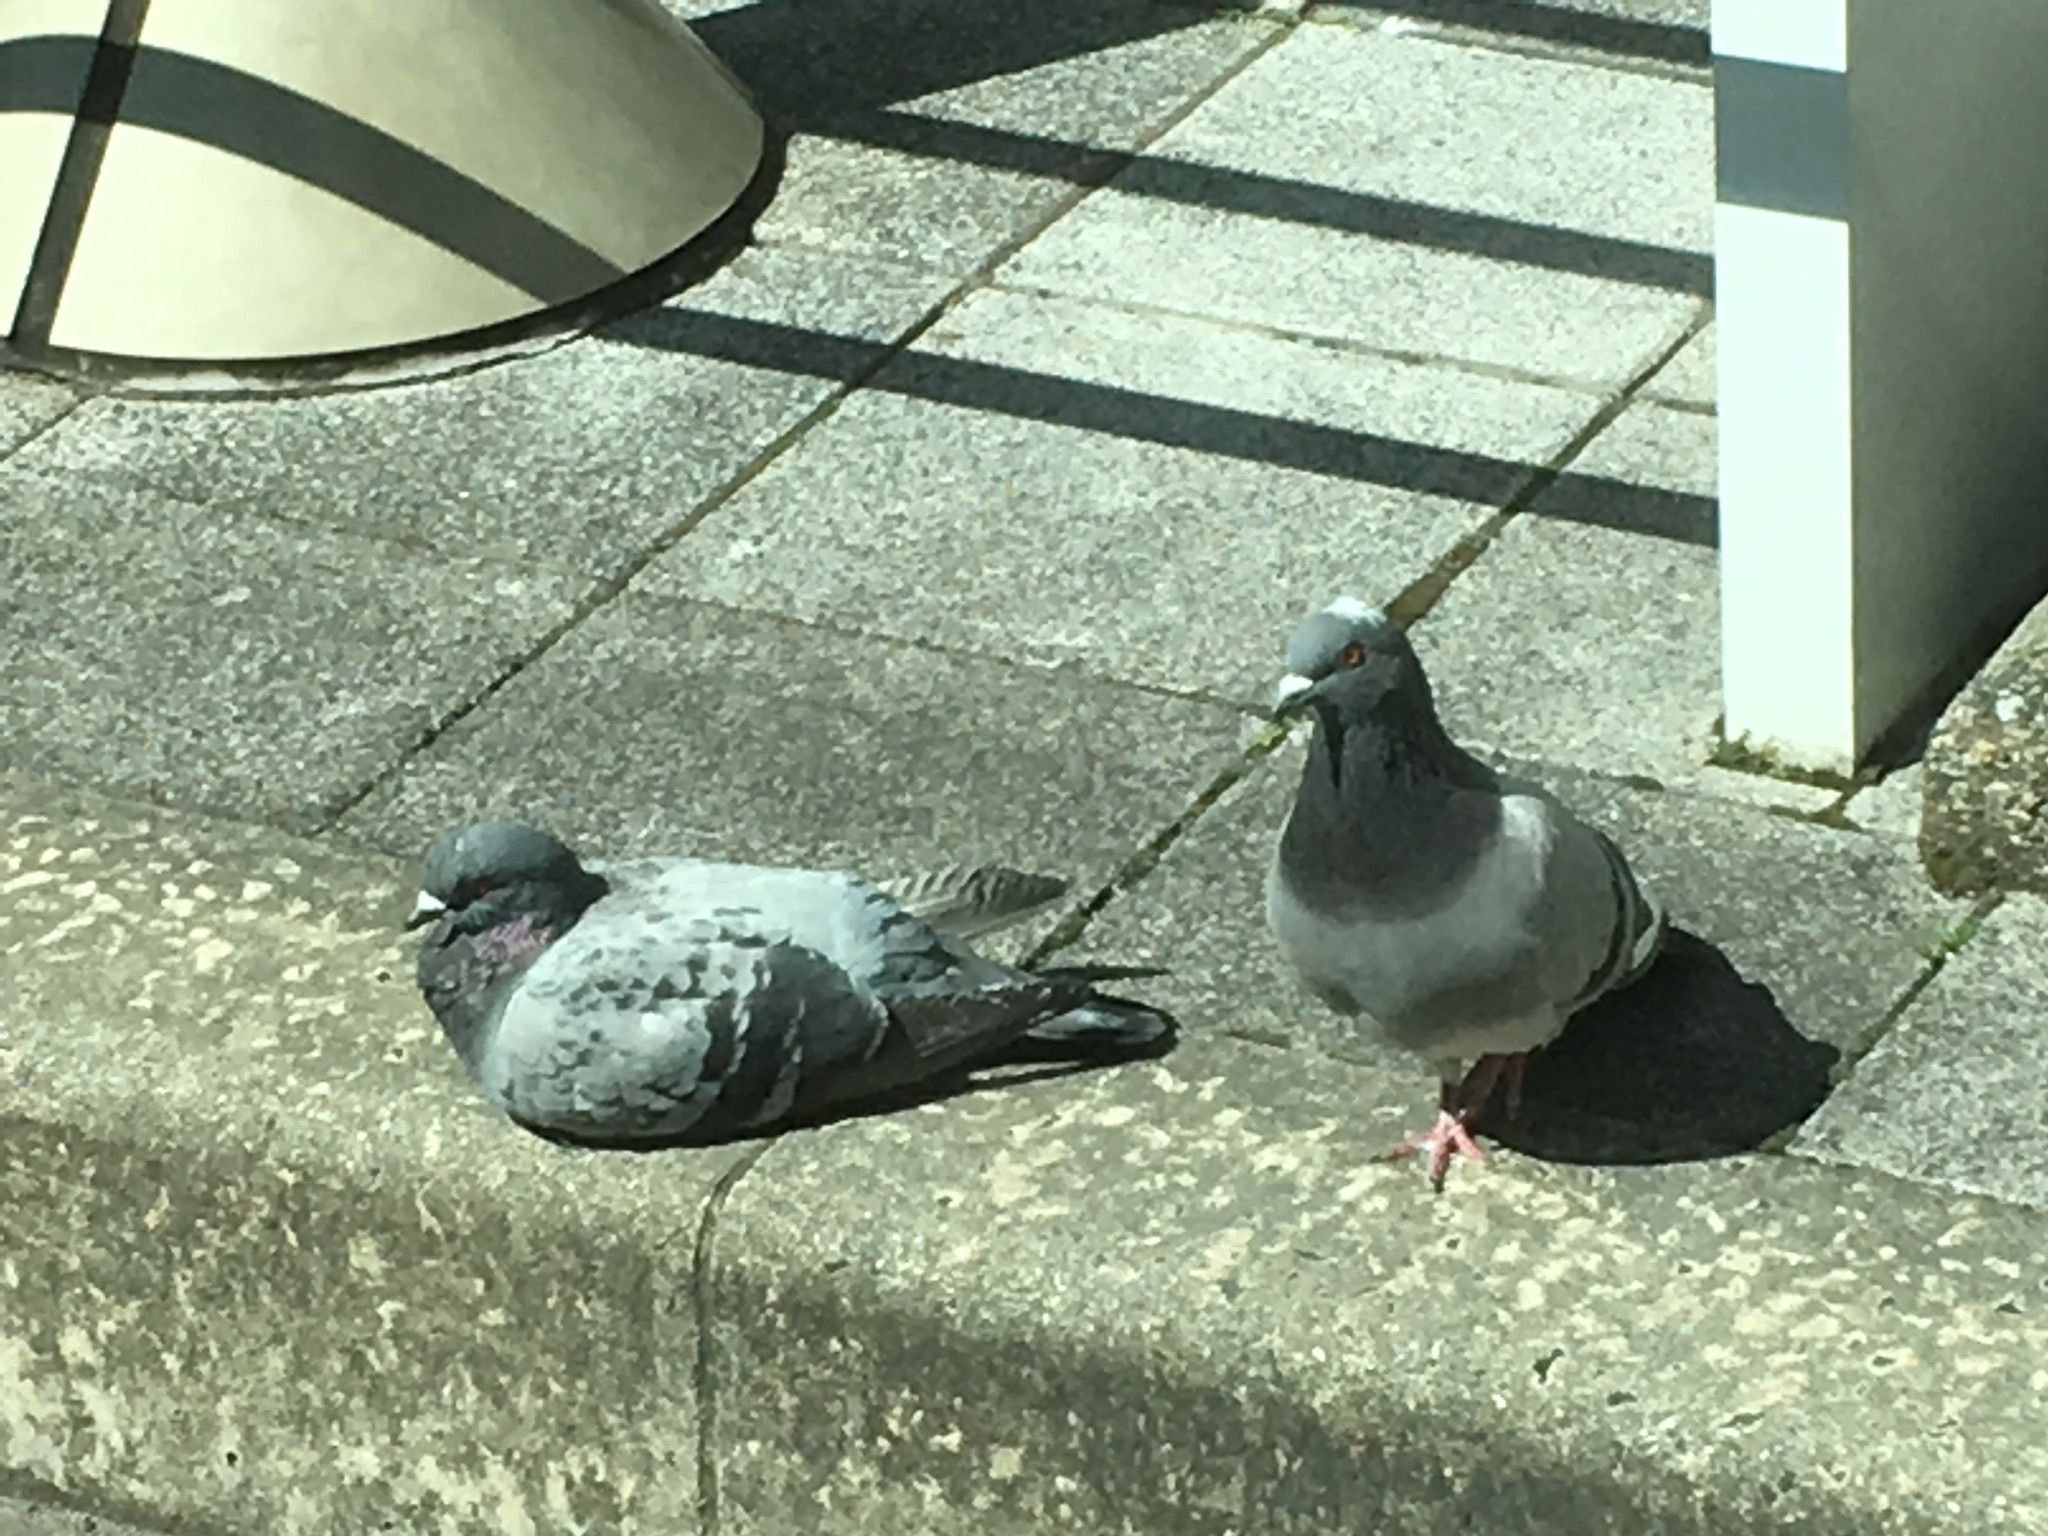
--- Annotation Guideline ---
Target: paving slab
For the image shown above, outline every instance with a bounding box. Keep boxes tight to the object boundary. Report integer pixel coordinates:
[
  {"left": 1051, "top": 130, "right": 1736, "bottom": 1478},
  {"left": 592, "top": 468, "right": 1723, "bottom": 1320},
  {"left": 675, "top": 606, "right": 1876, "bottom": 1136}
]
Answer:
[
  {"left": 1072, "top": 732, "right": 1958, "bottom": 1154},
  {"left": 0, "top": 372, "right": 75, "bottom": 455},
  {"left": 1920, "top": 595, "right": 2048, "bottom": 894},
  {"left": 708, "top": 1029, "right": 2048, "bottom": 1536},
  {"left": 1639, "top": 318, "right": 1714, "bottom": 410},
  {"left": 1847, "top": 763, "right": 1924, "bottom": 840},
  {"left": 698, "top": 0, "right": 1273, "bottom": 278},
  {"left": 4, "top": 245, "right": 956, "bottom": 581},
  {"left": 336, "top": 591, "right": 1245, "bottom": 918},
  {"left": 998, "top": 23, "right": 1709, "bottom": 385},
  {"left": 0, "top": 775, "right": 744, "bottom": 1536},
  {"left": 1793, "top": 895, "right": 2048, "bottom": 1211},
  {"left": 645, "top": 285, "right": 1605, "bottom": 702},
  {"left": 1325, "top": 0, "right": 1708, "bottom": 68},
  {"left": 0, "top": 1491, "right": 172, "bottom": 1536},
  {"left": 0, "top": 469, "right": 584, "bottom": 834},
  {"left": 1414, "top": 397, "right": 1821, "bottom": 812}
]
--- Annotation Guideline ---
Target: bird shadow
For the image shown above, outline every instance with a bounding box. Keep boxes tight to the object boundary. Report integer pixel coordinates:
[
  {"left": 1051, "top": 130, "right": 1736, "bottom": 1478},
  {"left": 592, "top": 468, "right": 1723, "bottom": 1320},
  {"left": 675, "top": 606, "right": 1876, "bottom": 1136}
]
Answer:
[
  {"left": 1475, "top": 928, "right": 1839, "bottom": 1166},
  {"left": 515, "top": 1011, "right": 1183, "bottom": 1155}
]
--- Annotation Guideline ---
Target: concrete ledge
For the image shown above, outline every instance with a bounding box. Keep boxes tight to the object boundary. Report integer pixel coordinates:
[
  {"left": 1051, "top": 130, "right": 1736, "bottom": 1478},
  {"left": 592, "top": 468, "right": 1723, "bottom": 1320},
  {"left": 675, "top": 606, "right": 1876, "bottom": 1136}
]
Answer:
[
  {"left": 0, "top": 775, "right": 729, "bottom": 1534},
  {"left": 712, "top": 1040, "right": 2047, "bottom": 1536},
  {"left": 6, "top": 773, "right": 2047, "bottom": 1534},
  {"left": 1921, "top": 596, "right": 2048, "bottom": 894}
]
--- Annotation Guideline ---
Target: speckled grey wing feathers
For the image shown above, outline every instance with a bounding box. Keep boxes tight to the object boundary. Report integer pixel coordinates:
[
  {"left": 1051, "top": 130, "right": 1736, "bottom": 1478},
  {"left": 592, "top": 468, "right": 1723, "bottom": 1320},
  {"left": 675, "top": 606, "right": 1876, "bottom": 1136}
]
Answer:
[
  {"left": 1566, "top": 823, "right": 1663, "bottom": 1008},
  {"left": 881, "top": 863, "right": 1069, "bottom": 940},
  {"left": 478, "top": 857, "right": 1150, "bottom": 1145}
]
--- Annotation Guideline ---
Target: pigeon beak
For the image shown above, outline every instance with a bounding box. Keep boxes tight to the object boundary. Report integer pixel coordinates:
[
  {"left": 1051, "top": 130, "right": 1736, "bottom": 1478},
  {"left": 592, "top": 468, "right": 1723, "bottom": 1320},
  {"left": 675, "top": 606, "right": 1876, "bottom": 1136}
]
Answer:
[
  {"left": 403, "top": 890, "right": 448, "bottom": 931},
  {"left": 1271, "top": 672, "right": 1317, "bottom": 719}
]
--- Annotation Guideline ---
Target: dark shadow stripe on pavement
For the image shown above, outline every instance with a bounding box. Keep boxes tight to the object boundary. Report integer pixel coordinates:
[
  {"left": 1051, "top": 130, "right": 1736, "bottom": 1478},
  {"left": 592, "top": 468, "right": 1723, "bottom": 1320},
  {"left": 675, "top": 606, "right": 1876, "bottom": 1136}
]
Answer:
[
  {"left": 1321, "top": 0, "right": 1709, "bottom": 68},
  {"left": 816, "top": 109, "right": 1714, "bottom": 296},
  {"left": 609, "top": 307, "right": 1716, "bottom": 546}
]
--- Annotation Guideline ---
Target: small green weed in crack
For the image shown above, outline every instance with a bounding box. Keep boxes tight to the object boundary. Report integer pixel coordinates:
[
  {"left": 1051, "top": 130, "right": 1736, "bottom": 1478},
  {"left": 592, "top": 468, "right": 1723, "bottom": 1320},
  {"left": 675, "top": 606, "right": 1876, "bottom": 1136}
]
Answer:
[
  {"left": 1705, "top": 729, "right": 1856, "bottom": 794},
  {"left": 1915, "top": 909, "right": 1988, "bottom": 966}
]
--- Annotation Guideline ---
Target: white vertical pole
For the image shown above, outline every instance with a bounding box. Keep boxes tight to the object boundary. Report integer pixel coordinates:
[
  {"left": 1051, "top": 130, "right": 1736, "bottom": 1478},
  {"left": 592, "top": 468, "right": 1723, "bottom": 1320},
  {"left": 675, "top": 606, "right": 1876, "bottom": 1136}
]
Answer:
[
  {"left": 1712, "top": 0, "right": 1856, "bottom": 770},
  {"left": 1714, "top": 0, "right": 2048, "bottom": 772}
]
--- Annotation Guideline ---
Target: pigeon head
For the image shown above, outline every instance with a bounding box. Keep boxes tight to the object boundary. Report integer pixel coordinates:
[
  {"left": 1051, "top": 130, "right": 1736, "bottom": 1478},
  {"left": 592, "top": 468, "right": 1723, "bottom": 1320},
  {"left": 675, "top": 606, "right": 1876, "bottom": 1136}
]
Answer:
[
  {"left": 1271, "top": 597, "right": 1433, "bottom": 727},
  {"left": 405, "top": 821, "right": 606, "bottom": 941}
]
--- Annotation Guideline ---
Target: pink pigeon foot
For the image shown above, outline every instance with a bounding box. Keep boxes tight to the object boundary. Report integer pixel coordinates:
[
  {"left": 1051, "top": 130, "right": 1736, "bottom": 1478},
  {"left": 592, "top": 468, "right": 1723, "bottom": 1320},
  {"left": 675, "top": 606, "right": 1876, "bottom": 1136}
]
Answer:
[
  {"left": 1388, "top": 1107, "right": 1486, "bottom": 1190},
  {"left": 1387, "top": 1052, "right": 1529, "bottom": 1190}
]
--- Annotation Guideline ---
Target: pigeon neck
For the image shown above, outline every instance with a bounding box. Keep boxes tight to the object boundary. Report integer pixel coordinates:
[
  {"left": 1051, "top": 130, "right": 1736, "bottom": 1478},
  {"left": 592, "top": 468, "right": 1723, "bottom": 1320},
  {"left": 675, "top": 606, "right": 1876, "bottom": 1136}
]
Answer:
[
  {"left": 416, "top": 877, "right": 605, "bottom": 1069},
  {"left": 1280, "top": 709, "right": 1494, "bottom": 913}
]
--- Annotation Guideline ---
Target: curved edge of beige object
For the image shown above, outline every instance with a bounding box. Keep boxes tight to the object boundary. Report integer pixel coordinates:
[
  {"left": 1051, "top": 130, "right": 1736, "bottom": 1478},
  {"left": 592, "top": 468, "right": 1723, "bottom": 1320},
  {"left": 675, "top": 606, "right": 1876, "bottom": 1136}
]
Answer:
[{"left": 2, "top": 0, "right": 774, "bottom": 378}]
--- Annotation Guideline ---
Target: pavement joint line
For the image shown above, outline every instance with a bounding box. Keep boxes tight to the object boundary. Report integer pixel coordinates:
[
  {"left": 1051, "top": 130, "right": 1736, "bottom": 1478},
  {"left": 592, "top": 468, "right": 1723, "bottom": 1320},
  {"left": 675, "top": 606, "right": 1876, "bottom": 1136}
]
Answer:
[
  {"left": 975, "top": 277, "right": 1634, "bottom": 397},
  {"left": 0, "top": 392, "right": 89, "bottom": 465},
  {"left": 1826, "top": 889, "right": 2005, "bottom": 1079},
  {"left": 1385, "top": 299, "right": 1710, "bottom": 630},
  {"left": 1827, "top": 768, "right": 1921, "bottom": 834},
  {"left": 1023, "top": 717, "right": 1296, "bottom": 968},
  {"left": 693, "top": 1141, "right": 773, "bottom": 1536},
  {"left": 934, "top": 14, "right": 1299, "bottom": 315},
  {"left": 640, "top": 590, "right": 1273, "bottom": 714},
  {"left": 829, "top": 105, "right": 1711, "bottom": 302},
  {"left": 5, "top": 449, "right": 490, "bottom": 579},
  {"left": 313, "top": 19, "right": 1303, "bottom": 834},
  {"left": 1639, "top": 392, "right": 1715, "bottom": 419}
]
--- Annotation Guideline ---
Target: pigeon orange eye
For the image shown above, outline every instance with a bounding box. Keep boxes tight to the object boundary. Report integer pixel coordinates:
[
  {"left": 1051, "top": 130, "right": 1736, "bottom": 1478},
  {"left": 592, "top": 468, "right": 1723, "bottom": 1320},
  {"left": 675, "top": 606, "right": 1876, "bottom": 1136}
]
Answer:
[{"left": 1339, "top": 642, "right": 1368, "bottom": 668}]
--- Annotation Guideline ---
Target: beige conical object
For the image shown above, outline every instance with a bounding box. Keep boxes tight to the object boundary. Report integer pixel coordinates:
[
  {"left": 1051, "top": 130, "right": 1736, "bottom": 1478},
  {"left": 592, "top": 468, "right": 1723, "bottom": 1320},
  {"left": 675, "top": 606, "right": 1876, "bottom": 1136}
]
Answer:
[{"left": 1, "top": 0, "right": 768, "bottom": 373}]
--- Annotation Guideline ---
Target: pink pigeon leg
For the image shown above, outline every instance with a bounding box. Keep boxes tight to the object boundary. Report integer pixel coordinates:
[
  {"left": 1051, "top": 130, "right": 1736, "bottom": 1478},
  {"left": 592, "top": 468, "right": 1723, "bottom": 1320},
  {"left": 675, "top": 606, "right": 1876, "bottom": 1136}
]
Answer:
[
  {"left": 1387, "top": 1054, "right": 1518, "bottom": 1190},
  {"left": 1500, "top": 1053, "right": 1528, "bottom": 1123}
]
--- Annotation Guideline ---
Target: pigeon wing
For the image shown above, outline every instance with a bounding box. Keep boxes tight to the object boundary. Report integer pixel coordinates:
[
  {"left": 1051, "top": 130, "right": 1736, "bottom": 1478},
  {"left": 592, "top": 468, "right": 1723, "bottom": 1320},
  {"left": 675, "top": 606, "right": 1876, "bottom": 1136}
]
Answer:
[
  {"left": 486, "top": 901, "right": 888, "bottom": 1145},
  {"left": 1499, "top": 776, "right": 1667, "bottom": 1015},
  {"left": 878, "top": 864, "right": 1070, "bottom": 941}
]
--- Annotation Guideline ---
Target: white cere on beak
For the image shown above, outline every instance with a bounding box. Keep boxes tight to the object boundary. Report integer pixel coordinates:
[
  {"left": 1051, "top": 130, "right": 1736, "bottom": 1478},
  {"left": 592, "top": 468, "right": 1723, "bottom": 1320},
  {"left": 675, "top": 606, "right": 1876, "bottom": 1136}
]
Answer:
[
  {"left": 409, "top": 890, "right": 448, "bottom": 924},
  {"left": 1273, "top": 672, "right": 1316, "bottom": 711}
]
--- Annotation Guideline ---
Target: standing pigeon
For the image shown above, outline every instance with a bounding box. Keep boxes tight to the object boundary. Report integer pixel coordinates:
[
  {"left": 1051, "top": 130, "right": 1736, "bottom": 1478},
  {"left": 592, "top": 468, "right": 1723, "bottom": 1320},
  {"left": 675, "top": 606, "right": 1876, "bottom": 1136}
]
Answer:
[
  {"left": 404, "top": 822, "right": 1171, "bottom": 1146},
  {"left": 1263, "top": 598, "right": 1665, "bottom": 1189}
]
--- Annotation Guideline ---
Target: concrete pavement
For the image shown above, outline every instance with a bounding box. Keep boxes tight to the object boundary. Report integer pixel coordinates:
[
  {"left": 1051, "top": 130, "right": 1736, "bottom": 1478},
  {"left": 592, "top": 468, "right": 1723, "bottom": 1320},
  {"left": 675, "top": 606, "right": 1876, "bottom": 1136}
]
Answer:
[{"left": 7, "top": 0, "right": 2046, "bottom": 1531}]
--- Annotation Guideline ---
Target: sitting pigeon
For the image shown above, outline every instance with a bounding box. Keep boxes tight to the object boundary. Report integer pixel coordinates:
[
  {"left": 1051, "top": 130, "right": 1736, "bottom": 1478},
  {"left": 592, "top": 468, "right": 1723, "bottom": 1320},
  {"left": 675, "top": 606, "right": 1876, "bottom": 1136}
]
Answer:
[
  {"left": 405, "top": 822, "right": 1172, "bottom": 1147},
  {"left": 1263, "top": 598, "right": 1665, "bottom": 1189}
]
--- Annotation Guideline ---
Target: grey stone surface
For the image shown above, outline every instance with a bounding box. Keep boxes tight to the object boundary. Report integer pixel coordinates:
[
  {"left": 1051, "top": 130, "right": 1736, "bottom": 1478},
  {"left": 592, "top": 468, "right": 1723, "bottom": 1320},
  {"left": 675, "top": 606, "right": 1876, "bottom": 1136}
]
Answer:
[
  {"left": 1078, "top": 730, "right": 1956, "bottom": 1095},
  {"left": 647, "top": 284, "right": 1604, "bottom": 702},
  {"left": 1920, "top": 596, "right": 2048, "bottom": 893},
  {"left": 729, "top": 6, "right": 1271, "bottom": 277},
  {"left": 0, "top": 1491, "right": 172, "bottom": 1536},
  {"left": 1848, "top": 763, "right": 1924, "bottom": 839},
  {"left": 1794, "top": 894, "right": 2048, "bottom": 1210},
  {"left": 1640, "top": 319, "right": 1715, "bottom": 409},
  {"left": 0, "top": 775, "right": 739, "bottom": 1536},
  {"left": 1414, "top": 399, "right": 1818, "bottom": 810},
  {"left": 1479, "top": 0, "right": 1706, "bottom": 27},
  {"left": 6, "top": 7, "right": 2040, "bottom": 1531},
  {"left": 709, "top": 1029, "right": 2048, "bottom": 1536},
  {"left": 6, "top": 246, "right": 957, "bottom": 580},
  {"left": 337, "top": 591, "right": 1245, "bottom": 914},
  {"left": 0, "top": 470, "right": 584, "bottom": 833},
  {"left": 0, "top": 371, "right": 75, "bottom": 455},
  {"left": 999, "top": 23, "right": 1708, "bottom": 384},
  {"left": 1329, "top": 0, "right": 1709, "bottom": 58}
]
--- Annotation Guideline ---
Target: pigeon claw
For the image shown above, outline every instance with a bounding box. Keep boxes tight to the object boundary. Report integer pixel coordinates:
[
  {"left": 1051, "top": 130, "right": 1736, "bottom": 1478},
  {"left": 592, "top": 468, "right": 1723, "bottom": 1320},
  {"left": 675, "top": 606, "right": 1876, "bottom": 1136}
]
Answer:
[{"left": 1388, "top": 1108, "right": 1486, "bottom": 1191}]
